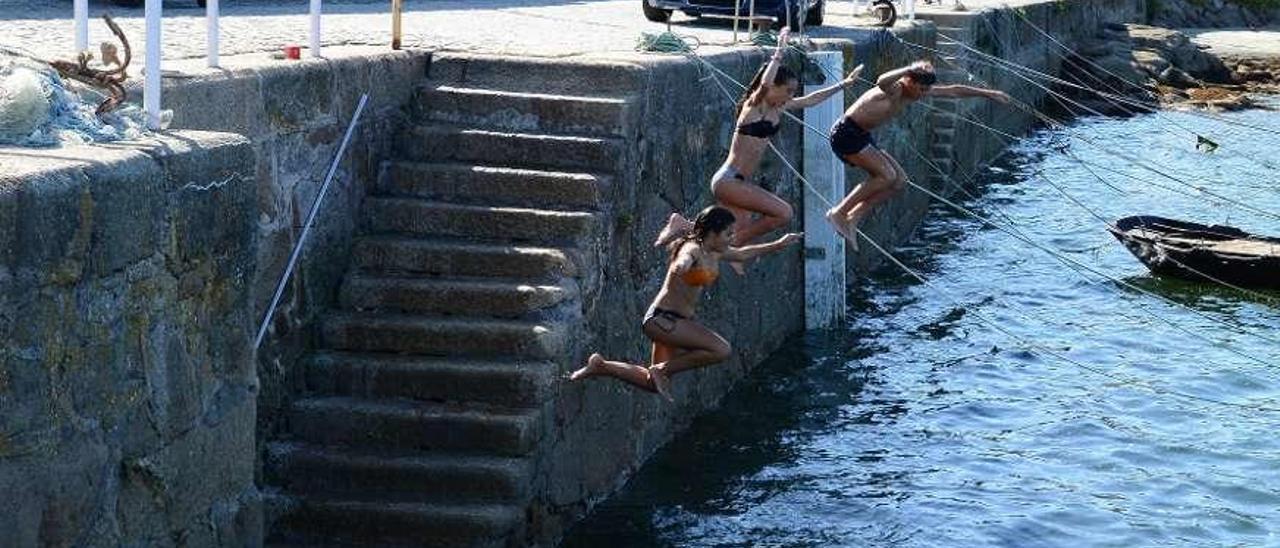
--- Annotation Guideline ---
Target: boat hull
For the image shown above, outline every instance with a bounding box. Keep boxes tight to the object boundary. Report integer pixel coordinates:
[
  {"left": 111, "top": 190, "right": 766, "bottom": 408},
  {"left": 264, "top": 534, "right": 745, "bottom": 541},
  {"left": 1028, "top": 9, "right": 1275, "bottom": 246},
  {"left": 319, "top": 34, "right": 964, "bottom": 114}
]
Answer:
[{"left": 1108, "top": 216, "right": 1280, "bottom": 290}]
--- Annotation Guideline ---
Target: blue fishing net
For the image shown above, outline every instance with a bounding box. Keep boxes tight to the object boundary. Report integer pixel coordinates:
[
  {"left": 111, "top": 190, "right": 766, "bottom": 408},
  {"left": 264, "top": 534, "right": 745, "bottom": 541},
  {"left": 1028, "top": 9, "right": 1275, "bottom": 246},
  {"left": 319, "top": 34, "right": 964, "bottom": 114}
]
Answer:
[{"left": 0, "top": 55, "right": 153, "bottom": 147}]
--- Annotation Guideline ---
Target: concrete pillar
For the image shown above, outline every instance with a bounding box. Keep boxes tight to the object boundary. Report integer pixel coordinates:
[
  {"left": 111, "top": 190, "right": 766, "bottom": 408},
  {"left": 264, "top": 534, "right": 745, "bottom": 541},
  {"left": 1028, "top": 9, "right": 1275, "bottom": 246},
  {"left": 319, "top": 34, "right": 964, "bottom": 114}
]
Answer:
[{"left": 802, "top": 50, "right": 846, "bottom": 330}]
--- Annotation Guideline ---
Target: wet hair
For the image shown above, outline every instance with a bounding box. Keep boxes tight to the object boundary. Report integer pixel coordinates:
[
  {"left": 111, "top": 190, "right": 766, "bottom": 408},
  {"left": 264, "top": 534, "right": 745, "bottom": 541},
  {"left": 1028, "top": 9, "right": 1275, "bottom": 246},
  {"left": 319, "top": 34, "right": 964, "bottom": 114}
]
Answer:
[
  {"left": 736, "top": 64, "right": 798, "bottom": 118},
  {"left": 669, "top": 206, "right": 737, "bottom": 261},
  {"left": 904, "top": 66, "right": 937, "bottom": 86}
]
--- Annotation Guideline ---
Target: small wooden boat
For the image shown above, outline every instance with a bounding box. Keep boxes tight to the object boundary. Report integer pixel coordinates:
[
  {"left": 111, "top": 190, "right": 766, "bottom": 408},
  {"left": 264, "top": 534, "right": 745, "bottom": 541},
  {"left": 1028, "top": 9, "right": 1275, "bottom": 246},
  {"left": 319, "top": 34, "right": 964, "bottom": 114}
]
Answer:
[{"left": 1108, "top": 215, "right": 1280, "bottom": 290}]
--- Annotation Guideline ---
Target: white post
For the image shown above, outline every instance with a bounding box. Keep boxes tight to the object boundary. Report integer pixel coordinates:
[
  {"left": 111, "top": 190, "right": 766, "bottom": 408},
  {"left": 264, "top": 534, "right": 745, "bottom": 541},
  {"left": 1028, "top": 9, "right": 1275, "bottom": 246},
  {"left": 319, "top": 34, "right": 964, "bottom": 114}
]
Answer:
[
  {"left": 907, "top": 0, "right": 917, "bottom": 21},
  {"left": 145, "top": 0, "right": 162, "bottom": 130},
  {"left": 74, "top": 0, "right": 89, "bottom": 52},
  {"left": 803, "top": 50, "right": 847, "bottom": 329},
  {"left": 310, "top": 0, "right": 322, "bottom": 58},
  {"left": 207, "top": 0, "right": 219, "bottom": 67}
]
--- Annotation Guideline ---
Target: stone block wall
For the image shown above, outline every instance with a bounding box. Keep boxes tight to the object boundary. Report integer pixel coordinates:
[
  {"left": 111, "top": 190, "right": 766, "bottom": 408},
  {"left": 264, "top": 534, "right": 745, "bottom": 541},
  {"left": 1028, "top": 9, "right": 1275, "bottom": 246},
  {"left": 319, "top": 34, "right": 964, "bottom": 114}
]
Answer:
[
  {"left": 155, "top": 50, "right": 429, "bottom": 445},
  {"left": 0, "top": 133, "right": 259, "bottom": 546},
  {"left": 942, "top": 0, "right": 1146, "bottom": 188},
  {"left": 525, "top": 26, "right": 938, "bottom": 542}
]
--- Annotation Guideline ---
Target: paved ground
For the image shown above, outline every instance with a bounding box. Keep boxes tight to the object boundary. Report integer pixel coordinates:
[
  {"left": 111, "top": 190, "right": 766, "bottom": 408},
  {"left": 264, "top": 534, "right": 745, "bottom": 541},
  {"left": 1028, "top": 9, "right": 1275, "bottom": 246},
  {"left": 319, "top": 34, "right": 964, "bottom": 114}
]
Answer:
[
  {"left": 1187, "top": 27, "right": 1280, "bottom": 61},
  {"left": 0, "top": 0, "right": 1022, "bottom": 65}
]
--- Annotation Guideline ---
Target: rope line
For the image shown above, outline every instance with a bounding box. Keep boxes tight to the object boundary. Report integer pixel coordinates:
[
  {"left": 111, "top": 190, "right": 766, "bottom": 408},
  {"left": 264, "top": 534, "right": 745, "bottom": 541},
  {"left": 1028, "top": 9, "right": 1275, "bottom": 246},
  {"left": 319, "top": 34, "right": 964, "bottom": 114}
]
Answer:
[{"left": 635, "top": 33, "right": 1280, "bottom": 413}]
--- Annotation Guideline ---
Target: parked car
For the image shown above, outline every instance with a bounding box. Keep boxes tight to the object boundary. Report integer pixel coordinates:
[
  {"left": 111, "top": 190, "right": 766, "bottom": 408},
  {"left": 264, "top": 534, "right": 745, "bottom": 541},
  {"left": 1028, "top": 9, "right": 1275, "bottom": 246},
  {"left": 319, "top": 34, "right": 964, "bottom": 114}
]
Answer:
[
  {"left": 643, "top": 0, "right": 824, "bottom": 29},
  {"left": 110, "top": 0, "right": 207, "bottom": 7}
]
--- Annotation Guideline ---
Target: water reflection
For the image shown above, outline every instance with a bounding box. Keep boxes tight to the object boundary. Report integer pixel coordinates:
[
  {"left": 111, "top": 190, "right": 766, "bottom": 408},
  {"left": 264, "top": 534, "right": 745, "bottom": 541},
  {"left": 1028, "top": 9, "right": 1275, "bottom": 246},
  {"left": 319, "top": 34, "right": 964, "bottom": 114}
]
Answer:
[{"left": 564, "top": 105, "right": 1280, "bottom": 547}]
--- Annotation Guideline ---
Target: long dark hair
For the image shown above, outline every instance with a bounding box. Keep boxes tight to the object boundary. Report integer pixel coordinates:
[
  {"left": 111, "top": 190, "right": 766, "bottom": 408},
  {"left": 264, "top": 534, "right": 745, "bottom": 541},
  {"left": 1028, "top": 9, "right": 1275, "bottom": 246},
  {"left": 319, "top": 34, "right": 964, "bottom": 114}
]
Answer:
[
  {"left": 669, "top": 206, "right": 737, "bottom": 261},
  {"left": 735, "top": 64, "right": 797, "bottom": 119}
]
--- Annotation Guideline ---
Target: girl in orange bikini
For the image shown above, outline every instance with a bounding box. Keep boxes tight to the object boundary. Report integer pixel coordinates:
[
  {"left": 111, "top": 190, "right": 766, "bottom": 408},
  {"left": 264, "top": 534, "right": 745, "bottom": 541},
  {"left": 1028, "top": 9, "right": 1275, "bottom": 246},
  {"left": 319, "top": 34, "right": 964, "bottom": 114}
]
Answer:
[
  {"left": 654, "top": 27, "right": 863, "bottom": 273},
  {"left": 570, "top": 206, "right": 802, "bottom": 401}
]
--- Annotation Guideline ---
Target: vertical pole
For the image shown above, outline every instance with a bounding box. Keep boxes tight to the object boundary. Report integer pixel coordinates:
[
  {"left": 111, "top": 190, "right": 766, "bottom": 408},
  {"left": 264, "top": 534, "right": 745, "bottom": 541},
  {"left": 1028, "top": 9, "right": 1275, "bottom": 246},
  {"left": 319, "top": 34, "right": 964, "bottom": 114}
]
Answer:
[
  {"left": 207, "top": 0, "right": 220, "bottom": 67},
  {"left": 803, "top": 50, "right": 846, "bottom": 329},
  {"left": 310, "top": 0, "right": 322, "bottom": 58},
  {"left": 74, "top": 0, "right": 89, "bottom": 52},
  {"left": 733, "top": 0, "right": 741, "bottom": 44},
  {"left": 391, "top": 0, "right": 403, "bottom": 50},
  {"left": 748, "top": 0, "right": 756, "bottom": 37},
  {"left": 908, "top": 0, "right": 916, "bottom": 21},
  {"left": 145, "top": 0, "right": 162, "bottom": 130}
]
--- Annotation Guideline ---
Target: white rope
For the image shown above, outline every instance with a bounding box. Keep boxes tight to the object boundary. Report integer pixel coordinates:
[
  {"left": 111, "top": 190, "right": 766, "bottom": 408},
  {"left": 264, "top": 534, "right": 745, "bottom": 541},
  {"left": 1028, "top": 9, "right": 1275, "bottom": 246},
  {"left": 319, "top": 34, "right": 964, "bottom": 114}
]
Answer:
[{"left": 691, "top": 43, "right": 1280, "bottom": 353}]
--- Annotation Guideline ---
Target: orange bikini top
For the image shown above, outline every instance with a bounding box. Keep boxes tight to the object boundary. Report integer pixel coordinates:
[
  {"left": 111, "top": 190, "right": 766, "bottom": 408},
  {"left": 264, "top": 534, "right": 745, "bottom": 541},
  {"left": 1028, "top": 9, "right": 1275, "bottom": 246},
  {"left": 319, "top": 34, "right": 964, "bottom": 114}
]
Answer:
[{"left": 680, "top": 267, "right": 718, "bottom": 287}]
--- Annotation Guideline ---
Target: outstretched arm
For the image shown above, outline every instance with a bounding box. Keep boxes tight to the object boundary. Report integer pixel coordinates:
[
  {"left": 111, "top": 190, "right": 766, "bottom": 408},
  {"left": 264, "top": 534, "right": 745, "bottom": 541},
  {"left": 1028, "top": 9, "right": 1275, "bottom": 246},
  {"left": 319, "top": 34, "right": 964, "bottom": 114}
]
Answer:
[
  {"left": 752, "top": 27, "right": 792, "bottom": 104},
  {"left": 788, "top": 64, "right": 865, "bottom": 110},
  {"left": 722, "top": 232, "right": 803, "bottom": 263},
  {"left": 929, "top": 85, "right": 1011, "bottom": 103}
]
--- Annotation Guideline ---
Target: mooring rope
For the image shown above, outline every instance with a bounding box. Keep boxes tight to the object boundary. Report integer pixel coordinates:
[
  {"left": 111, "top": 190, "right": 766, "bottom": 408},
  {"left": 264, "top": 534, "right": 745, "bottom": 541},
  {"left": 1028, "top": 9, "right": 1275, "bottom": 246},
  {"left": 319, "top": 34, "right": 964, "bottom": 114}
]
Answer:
[
  {"left": 881, "top": 31, "right": 1280, "bottom": 224},
  {"left": 717, "top": 43, "right": 1280, "bottom": 348},
  {"left": 635, "top": 32, "right": 1280, "bottom": 412}
]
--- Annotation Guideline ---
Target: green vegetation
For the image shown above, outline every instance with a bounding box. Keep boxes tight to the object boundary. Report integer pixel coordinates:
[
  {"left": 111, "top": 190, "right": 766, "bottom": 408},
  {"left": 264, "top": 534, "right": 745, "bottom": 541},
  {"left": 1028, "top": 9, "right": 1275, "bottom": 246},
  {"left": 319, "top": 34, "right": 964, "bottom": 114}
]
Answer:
[
  {"left": 1181, "top": 0, "right": 1280, "bottom": 9},
  {"left": 1229, "top": 0, "right": 1280, "bottom": 9}
]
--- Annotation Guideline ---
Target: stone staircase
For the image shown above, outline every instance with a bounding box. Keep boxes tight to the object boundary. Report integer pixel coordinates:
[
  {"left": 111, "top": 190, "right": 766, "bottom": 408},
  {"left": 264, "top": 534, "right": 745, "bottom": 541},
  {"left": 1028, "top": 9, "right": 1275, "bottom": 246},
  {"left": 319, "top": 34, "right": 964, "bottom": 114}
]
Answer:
[
  {"left": 264, "top": 55, "right": 635, "bottom": 547},
  {"left": 926, "top": 25, "right": 973, "bottom": 190}
]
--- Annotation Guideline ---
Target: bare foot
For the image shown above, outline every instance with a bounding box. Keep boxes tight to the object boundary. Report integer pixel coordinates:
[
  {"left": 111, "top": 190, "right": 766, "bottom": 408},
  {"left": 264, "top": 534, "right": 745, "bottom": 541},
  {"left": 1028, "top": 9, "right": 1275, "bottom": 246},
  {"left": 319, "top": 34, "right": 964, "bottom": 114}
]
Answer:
[
  {"left": 826, "top": 209, "right": 858, "bottom": 250},
  {"left": 648, "top": 364, "right": 674, "bottom": 402},
  {"left": 654, "top": 213, "right": 693, "bottom": 248},
  {"left": 569, "top": 353, "right": 606, "bottom": 381}
]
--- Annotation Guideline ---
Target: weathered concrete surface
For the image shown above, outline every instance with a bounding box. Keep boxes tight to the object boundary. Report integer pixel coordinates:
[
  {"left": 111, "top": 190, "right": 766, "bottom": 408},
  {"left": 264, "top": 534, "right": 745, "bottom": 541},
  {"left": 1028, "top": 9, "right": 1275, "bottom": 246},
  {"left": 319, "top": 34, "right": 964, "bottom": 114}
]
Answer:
[
  {"left": 1190, "top": 27, "right": 1280, "bottom": 58},
  {"left": 0, "top": 132, "right": 259, "bottom": 547},
  {"left": 1148, "top": 0, "right": 1280, "bottom": 28},
  {"left": 1, "top": 0, "right": 911, "bottom": 61}
]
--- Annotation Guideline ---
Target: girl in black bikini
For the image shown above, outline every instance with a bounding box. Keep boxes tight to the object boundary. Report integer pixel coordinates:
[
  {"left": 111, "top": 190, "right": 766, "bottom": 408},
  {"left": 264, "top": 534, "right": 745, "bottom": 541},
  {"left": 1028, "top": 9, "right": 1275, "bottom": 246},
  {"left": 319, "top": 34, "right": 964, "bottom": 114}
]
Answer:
[
  {"left": 571, "top": 206, "right": 802, "bottom": 401},
  {"left": 655, "top": 27, "right": 863, "bottom": 272}
]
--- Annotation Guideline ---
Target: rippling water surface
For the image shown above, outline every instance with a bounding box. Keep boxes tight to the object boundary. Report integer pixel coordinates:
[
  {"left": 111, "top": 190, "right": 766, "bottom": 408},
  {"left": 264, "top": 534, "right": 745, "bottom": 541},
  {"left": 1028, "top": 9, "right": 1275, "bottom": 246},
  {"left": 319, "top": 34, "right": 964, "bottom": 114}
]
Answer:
[{"left": 563, "top": 101, "right": 1280, "bottom": 547}]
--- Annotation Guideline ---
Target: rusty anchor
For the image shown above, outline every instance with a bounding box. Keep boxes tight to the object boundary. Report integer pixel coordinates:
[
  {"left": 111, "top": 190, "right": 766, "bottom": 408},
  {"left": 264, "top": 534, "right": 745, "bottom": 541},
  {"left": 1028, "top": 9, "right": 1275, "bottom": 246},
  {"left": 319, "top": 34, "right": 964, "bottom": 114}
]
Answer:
[{"left": 49, "top": 15, "right": 132, "bottom": 116}]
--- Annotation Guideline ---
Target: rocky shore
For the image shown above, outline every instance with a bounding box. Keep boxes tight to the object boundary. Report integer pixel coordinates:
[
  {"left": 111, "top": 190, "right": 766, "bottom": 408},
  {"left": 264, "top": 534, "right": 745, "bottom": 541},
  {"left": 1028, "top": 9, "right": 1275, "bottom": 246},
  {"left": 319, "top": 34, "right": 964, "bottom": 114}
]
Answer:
[
  {"left": 1056, "top": 22, "right": 1278, "bottom": 114},
  {"left": 1030, "top": 0, "right": 1277, "bottom": 114}
]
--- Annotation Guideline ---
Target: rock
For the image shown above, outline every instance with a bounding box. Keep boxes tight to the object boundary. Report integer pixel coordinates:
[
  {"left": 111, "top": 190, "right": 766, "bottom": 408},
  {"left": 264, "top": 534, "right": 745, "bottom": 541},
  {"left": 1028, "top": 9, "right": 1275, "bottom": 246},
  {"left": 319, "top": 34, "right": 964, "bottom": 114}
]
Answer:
[
  {"left": 1123, "top": 25, "right": 1233, "bottom": 83},
  {"left": 1158, "top": 66, "right": 1199, "bottom": 88},
  {"left": 1088, "top": 53, "right": 1148, "bottom": 88},
  {"left": 1131, "top": 49, "right": 1172, "bottom": 77},
  {"left": 1079, "top": 39, "right": 1113, "bottom": 58}
]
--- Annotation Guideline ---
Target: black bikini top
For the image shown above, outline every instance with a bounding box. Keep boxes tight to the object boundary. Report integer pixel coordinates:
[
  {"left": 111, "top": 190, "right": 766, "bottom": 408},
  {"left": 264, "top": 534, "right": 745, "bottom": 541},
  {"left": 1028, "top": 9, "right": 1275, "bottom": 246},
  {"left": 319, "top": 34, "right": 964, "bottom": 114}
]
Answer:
[{"left": 736, "top": 118, "right": 781, "bottom": 138}]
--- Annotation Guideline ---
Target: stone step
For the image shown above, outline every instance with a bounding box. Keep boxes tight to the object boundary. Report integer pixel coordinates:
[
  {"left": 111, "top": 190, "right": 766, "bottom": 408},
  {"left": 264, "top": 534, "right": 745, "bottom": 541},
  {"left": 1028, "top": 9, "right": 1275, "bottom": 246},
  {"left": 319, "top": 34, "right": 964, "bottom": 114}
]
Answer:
[
  {"left": 265, "top": 442, "right": 531, "bottom": 503},
  {"left": 321, "top": 313, "right": 563, "bottom": 359},
  {"left": 931, "top": 96, "right": 959, "bottom": 107},
  {"left": 930, "top": 126, "right": 957, "bottom": 143},
  {"left": 351, "top": 235, "right": 578, "bottom": 280},
  {"left": 270, "top": 497, "right": 520, "bottom": 548},
  {"left": 305, "top": 351, "right": 557, "bottom": 407},
  {"left": 362, "top": 198, "right": 596, "bottom": 245},
  {"left": 927, "top": 156, "right": 954, "bottom": 173},
  {"left": 930, "top": 110, "right": 957, "bottom": 128},
  {"left": 923, "top": 11, "right": 977, "bottom": 29},
  {"left": 288, "top": 396, "right": 543, "bottom": 456},
  {"left": 377, "top": 161, "right": 604, "bottom": 210},
  {"left": 400, "top": 125, "right": 625, "bottom": 174},
  {"left": 415, "top": 85, "right": 632, "bottom": 138},
  {"left": 935, "top": 68, "right": 968, "bottom": 82},
  {"left": 428, "top": 53, "right": 644, "bottom": 98},
  {"left": 341, "top": 275, "right": 574, "bottom": 318}
]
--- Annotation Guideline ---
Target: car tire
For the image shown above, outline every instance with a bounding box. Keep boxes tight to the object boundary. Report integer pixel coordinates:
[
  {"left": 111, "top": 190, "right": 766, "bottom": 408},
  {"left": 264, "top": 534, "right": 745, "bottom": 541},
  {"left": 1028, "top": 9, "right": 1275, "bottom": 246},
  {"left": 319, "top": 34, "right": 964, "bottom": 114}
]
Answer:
[
  {"left": 642, "top": 0, "right": 673, "bottom": 22},
  {"left": 111, "top": 0, "right": 206, "bottom": 6},
  {"left": 805, "top": 0, "right": 824, "bottom": 26}
]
